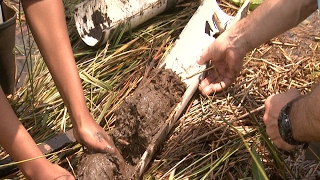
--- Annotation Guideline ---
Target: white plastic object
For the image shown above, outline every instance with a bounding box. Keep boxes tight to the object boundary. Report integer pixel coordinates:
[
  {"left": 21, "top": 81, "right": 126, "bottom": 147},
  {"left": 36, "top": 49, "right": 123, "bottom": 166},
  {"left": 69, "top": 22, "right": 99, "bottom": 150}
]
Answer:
[
  {"left": 74, "top": 0, "right": 183, "bottom": 47},
  {"left": 133, "top": 0, "right": 250, "bottom": 178},
  {"left": 0, "top": 4, "right": 4, "bottom": 24}
]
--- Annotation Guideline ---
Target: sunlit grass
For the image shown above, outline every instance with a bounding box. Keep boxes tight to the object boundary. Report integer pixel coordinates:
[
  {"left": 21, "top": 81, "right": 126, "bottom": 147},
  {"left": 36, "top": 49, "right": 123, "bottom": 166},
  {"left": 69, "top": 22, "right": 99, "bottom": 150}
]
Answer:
[{"left": 2, "top": 0, "right": 319, "bottom": 179}]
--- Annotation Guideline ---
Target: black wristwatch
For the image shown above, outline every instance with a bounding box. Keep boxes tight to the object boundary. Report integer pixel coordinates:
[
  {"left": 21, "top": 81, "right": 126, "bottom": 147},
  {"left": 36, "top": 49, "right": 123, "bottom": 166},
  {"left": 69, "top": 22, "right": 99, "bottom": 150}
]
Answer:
[{"left": 278, "top": 100, "right": 304, "bottom": 145}]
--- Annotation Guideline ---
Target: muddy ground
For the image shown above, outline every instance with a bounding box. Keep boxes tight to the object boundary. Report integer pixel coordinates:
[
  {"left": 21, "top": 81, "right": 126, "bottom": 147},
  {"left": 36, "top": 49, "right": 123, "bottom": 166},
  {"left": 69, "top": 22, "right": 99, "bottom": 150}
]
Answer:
[{"left": 77, "top": 67, "right": 186, "bottom": 179}]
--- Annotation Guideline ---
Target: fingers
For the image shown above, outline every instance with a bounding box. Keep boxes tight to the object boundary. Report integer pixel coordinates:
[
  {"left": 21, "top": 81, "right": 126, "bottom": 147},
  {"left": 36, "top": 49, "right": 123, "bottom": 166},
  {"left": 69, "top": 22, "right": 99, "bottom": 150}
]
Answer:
[
  {"left": 266, "top": 126, "right": 296, "bottom": 151},
  {"left": 50, "top": 164, "right": 75, "bottom": 180},
  {"left": 103, "top": 145, "right": 125, "bottom": 174},
  {"left": 198, "top": 72, "right": 232, "bottom": 95},
  {"left": 263, "top": 90, "right": 301, "bottom": 151},
  {"left": 101, "top": 134, "right": 126, "bottom": 175},
  {"left": 199, "top": 80, "right": 227, "bottom": 95},
  {"left": 53, "top": 175, "right": 75, "bottom": 180},
  {"left": 113, "top": 149, "right": 126, "bottom": 176},
  {"left": 197, "top": 37, "right": 242, "bottom": 95},
  {"left": 72, "top": 119, "right": 126, "bottom": 174},
  {"left": 264, "top": 111, "right": 296, "bottom": 151}
]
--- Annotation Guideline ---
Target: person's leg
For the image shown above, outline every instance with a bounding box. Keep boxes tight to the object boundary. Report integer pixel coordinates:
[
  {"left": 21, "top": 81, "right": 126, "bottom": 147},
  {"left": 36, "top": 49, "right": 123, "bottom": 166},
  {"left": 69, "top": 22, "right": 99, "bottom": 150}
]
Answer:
[{"left": 0, "top": 87, "right": 74, "bottom": 180}]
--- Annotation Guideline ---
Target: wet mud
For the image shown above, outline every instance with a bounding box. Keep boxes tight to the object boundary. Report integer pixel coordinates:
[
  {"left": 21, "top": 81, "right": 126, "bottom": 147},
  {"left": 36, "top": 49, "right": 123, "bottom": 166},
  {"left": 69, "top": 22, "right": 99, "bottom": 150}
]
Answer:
[
  {"left": 77, "top": 67, "right": 186, "bottom": 179},
  {"left": 77, "top": 152, "right": 125, "bottom": 180}
]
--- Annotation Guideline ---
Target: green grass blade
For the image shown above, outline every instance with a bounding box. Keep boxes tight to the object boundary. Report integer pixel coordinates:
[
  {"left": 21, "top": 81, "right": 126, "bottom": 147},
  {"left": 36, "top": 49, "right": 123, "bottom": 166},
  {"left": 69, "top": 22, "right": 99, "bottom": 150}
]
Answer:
[{"left": 252, "top": 145, "right": 268, "bottom": 180}]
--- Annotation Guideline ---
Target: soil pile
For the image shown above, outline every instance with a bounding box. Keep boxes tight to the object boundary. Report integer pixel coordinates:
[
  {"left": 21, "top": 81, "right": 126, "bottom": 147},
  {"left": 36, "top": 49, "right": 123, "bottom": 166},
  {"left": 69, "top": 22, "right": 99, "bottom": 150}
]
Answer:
[
  {"left": 77, "top": 67, "right": 186, "bottom": 179},
  {"left": 77, "top": 152, "right": 125, "bottom": 180}
]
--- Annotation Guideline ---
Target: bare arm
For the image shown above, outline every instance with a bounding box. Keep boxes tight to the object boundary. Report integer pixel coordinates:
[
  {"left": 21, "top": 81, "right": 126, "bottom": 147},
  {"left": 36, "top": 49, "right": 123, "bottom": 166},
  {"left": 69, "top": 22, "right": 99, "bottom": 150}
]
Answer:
[
  {"left": 238, "top": 0, "right": 319, "bottom": 150},
  {"left": 197, "top": 0, "right": 317, "bottom": 95},
  {"left": 21, "top": 0, "right": 125, "bottom": 170},
  {"left": 21, "top": 0, "right": 86, "bottom": 125},
  {"left": 263, "top": 83, "right": 320, "bottom": 151},
  {"left": 0, "top": 88, "right": 74, "bottom": 179},
  {"left": 290, "top": 84, "right": 320, "bottom": 142},
  {"left": 229, "top": 0, "right": 317, "bottom": 54}
]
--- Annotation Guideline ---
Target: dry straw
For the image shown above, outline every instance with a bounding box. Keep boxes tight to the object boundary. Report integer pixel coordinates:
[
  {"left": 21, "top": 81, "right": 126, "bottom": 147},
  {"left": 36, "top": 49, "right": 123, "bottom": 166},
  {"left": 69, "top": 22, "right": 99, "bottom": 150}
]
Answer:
[{"left": 2, "top": 0, "right": 320, "bottom": 179}]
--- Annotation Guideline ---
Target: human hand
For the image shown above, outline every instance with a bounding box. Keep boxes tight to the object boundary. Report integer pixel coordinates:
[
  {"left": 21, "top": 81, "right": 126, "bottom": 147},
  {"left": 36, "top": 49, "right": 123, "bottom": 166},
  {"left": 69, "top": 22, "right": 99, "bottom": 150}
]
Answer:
[
  {"left": 72, "top": 114, "right": 125, "bottom": 174},
  {"left": 197, "top": 32, "right": 245, "bottom": 95},
  {"left": 50, "top": 164, "right": 75, "bottom": 180},
  {"left": 263, "top": 88, "right": 301, "bottom": 151},
  {"left": 25, "top": 162, "right": 75, "bottom": 180}
]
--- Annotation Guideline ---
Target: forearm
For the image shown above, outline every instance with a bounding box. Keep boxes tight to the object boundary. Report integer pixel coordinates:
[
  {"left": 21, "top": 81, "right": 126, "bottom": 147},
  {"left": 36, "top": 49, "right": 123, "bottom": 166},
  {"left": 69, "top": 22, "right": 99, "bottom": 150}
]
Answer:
[
  {"left": 290, "top": 83, "right": 320, "bottom": 142},
  {"left": 12, "top": 0, "right": 123, "bottom": 171},
  {"left": 21, "top": 0, "right": 89, "bottom": 125},
  {"left": 227, "top": 0, "right": 317, "bottom": 54},
  {"left": 0, "top": 88, "right": 49, "bottom": 177}
]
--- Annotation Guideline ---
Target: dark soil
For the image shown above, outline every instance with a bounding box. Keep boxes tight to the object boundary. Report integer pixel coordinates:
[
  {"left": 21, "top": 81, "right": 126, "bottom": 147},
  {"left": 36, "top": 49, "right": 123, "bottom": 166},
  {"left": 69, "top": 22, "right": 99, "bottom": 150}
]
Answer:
[
  {"left": 77, "top": 152, "right": 125, "bottom": 180},
  {"left": 77, "top": 67, "right": 186, "bottom": 179}
]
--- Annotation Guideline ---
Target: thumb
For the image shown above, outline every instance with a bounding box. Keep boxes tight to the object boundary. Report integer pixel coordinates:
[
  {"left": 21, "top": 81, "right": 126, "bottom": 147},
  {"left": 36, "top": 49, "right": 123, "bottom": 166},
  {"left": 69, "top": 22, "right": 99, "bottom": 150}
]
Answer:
[{"left": 197, "top": 45, "right": 214, "bottom": 65}]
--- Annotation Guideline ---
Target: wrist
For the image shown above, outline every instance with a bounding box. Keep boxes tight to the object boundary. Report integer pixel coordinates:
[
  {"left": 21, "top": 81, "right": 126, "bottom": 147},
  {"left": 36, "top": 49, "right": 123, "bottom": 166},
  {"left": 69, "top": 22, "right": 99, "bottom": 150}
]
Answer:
[
  {"left": 290, "top": 92, "right": 320, "bottom": 143},
  {"left": 68, "top": 107, "right": 92, "bottom": 127},
  {"left": 278, "top": 98, "right": 304, "bottom": 145},
  {"left": 226, "top": 24, "right": 253, "bottom": 57}
]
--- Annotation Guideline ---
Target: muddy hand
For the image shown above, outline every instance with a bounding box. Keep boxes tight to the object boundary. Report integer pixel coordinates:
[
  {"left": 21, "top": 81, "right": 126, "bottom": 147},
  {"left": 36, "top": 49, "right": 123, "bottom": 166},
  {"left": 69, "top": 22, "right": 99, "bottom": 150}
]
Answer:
[{"left": 72, "top": 114, "right": 126, "bottom": 174}]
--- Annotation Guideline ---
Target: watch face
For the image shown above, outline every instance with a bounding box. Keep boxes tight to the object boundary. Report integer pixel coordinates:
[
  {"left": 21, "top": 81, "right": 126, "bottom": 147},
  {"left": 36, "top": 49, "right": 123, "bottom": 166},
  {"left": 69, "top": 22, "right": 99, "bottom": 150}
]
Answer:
[{"left": 278, "top": 110, "right": 289, "bottom": 140}]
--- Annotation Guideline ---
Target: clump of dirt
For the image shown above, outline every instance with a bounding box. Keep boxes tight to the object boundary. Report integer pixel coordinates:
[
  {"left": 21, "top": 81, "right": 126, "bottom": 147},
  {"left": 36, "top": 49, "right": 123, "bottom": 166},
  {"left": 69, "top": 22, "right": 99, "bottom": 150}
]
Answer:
[
  {"left": 77, "top": 152, "right": 125, "bottom": 180},
  {"left": 77, "top": 67, "right": 186, "bottom": 179}
]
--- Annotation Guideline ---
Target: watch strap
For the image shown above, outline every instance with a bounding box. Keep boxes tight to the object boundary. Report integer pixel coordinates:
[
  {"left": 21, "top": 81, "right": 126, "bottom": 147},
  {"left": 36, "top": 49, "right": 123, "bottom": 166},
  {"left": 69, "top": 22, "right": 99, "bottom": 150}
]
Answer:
[{"left": 278, "top": 100, "right": 304, "bottom": 145}]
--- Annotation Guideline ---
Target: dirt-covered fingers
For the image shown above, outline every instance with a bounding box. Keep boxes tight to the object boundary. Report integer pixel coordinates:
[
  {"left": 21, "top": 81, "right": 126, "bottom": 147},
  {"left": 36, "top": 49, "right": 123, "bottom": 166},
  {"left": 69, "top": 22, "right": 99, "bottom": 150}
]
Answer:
[
  {"left": 103, "top": 146, "right": 126, "bottom": 175},
  {"left": 100, "top": 133, "right": 126, "bottom": 175},
  {"left": 113, "top": 149, "right": 126, "bottom": 176}
]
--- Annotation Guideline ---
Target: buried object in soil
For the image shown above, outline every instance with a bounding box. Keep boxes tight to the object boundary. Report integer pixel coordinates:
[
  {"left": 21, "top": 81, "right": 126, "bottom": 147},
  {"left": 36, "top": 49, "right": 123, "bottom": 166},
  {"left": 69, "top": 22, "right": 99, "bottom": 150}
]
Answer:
[{"left": 77, "top": 67, "right": 186, "bottom": 179}]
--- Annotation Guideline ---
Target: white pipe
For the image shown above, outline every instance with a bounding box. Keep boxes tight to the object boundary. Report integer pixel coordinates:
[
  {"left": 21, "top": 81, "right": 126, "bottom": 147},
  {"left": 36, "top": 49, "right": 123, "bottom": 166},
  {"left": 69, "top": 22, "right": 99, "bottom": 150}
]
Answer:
[
  {"left": 0, "top": 4, "right": 4, "bottom": 24},
  {"left": 74, "top": 0, "right": 183, "bottom": 47}
]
